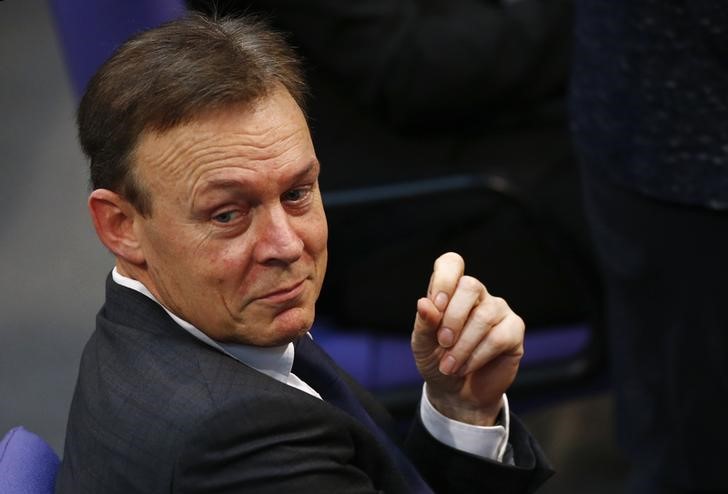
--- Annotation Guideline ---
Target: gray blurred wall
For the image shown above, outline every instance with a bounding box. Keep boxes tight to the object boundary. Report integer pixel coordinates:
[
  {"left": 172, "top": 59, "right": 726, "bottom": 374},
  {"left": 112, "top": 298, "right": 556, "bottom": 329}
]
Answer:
[{"left": 0, "top": 0, "right": 112, "bottom": 454}]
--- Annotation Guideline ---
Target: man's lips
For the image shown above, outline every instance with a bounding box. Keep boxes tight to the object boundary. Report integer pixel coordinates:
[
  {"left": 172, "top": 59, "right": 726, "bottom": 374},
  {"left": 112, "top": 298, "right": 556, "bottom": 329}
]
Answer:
[{"left": 255, "top": 279, "right": 307, "bottom": 304}]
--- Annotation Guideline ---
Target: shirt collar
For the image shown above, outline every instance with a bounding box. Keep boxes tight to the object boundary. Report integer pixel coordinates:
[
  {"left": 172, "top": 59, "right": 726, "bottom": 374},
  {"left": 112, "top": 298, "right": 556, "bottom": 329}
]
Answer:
[{"left": 111, "top": 267, "right": 294, "bottom": 382}]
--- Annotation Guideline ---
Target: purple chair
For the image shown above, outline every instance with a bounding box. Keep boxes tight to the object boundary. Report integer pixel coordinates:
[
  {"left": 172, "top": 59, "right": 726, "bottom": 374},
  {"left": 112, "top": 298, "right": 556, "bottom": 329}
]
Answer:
[
  {"left": 0, "top": 427, "right": 60, "bottom": 494},
  {"left": 48, "top": 0, "right": 186, "bottom": 97}
]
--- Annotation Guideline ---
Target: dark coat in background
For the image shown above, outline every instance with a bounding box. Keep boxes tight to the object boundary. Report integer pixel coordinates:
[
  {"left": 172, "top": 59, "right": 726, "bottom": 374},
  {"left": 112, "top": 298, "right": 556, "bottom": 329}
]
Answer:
[{"left": 571, "top": 1, "right": 728, "bottom": 491}]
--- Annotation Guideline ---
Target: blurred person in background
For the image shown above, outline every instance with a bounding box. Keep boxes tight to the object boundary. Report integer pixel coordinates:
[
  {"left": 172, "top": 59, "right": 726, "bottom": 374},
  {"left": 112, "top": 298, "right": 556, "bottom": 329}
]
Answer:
[{"left": 571, "top": 1, "right": 728, "bottom": 492}]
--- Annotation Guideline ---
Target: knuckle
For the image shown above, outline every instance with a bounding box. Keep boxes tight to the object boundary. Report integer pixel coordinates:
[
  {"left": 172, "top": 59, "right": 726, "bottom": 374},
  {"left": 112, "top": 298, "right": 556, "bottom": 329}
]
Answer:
[
  {"left": 471, "top": 304, "right": 499, "bottom": 328},
  {"left": 491, "top": 319, "right": 524, "bottom": 350},
  {"left": 491, "top": 296, "right": 508, "bottom": 309},
  {"left": 505, "top": 311, "right": 526, "bottom": 337},
  {"left": 488, "top": 331, "right": 511, "bottom": 353},
  {"left": 514, "top": 314, "right": 526, "bottom": 334},
  {"left": 458, "top": 275, "right": 482, "bottom": 292}
]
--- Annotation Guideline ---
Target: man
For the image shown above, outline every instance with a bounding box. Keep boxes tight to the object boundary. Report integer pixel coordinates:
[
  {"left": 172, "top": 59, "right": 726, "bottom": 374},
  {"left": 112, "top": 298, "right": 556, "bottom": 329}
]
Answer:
[{"left": 56, "top": 13, "right": 551, "bottom": 493}]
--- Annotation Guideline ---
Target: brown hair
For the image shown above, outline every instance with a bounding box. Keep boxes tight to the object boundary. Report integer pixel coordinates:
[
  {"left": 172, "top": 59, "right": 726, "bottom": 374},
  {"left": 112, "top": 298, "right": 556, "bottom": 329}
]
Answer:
[{"left": 77, "top": 13, "right": 306, "bottom": 215}]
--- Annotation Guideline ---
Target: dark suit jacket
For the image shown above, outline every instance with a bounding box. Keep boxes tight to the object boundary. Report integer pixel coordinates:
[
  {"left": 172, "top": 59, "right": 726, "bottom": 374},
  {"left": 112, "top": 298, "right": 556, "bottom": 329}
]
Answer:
[{"left": 56, "top": 276, "right": 552, "bottom": 493}]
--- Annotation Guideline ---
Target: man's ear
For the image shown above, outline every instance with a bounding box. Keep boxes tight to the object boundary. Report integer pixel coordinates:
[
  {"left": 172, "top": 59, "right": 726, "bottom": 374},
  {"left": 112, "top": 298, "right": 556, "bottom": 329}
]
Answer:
[{"left": 88, "top": 189, "right": 146, "bottom": 265}]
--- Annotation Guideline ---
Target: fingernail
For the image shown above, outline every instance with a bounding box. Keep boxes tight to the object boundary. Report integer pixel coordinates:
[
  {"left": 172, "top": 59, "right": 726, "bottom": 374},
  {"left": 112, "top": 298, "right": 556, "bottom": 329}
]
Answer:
[
  {"left": 439, "top": 355, "right": 457, "bottom": 375},
  {"left": 434, "top": 292, "right": 448, "bottom": 311},
  {"left": 438, "top": 327, "right": 454, "bottom": 347}
]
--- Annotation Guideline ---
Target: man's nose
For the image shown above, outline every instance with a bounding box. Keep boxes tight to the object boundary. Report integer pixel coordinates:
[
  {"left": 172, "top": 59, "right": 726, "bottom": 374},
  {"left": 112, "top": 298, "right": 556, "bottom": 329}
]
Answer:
[{"left": 253, "top": 205, "right": 304, "bottom": 265}]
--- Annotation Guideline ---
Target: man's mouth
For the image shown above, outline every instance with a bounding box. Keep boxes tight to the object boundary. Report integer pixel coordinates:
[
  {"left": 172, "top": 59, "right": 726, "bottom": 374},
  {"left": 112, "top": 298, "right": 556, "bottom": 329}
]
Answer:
[{"left": 256, "top": 279, "right": 307, "bottom": 304}]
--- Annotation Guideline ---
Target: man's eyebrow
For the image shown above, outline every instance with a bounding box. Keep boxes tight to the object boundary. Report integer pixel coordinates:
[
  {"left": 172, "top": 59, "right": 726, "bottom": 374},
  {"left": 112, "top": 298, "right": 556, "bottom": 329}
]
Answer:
[
  {"left": 196, "top": 160, "right": 320, "bottom": 195},
  {"left": 278, "top": 160, "right": 320, "bottom": 189},
  {"left": 291, "top": 160, "right": 320, "bottom": 183}
]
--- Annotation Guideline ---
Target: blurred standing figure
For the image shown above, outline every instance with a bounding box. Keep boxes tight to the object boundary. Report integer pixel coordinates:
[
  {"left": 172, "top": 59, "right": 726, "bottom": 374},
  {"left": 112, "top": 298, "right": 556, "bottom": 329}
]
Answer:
[{"left": 571, "top": 1, "right": 728, "bottom": 492}]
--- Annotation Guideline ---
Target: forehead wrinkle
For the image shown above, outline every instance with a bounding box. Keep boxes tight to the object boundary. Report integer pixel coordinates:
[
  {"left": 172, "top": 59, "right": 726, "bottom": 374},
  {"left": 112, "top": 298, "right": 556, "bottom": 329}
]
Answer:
[
  {"left": 140, "top": 133, "right": 257, "bottom": 198},
  {"left": 224, "top": 117, "right": 308, "bottom": 164},
  {"left": 193, "top": 126, "right": 312, "bottom": 190},
  {"left": 135, "top": 129, "right": 215, "bottom": 191},
  {"left": 168, "top": 117, "right": 306, "bottom": 177},
  {"left": 184, "top": 135, "right": 304, "bottom": 193},
  {"left": 136, "top": 94, "right": 312, "bottom": 203},
  {"left": 158, "top": 131, "right": 238, "bottom": 178}
]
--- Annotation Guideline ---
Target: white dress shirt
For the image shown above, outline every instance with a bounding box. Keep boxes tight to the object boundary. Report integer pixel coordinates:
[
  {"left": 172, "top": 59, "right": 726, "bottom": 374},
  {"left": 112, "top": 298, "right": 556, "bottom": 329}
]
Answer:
[{"left": 112, "top": 268, "right": 510, "bottom": 461}]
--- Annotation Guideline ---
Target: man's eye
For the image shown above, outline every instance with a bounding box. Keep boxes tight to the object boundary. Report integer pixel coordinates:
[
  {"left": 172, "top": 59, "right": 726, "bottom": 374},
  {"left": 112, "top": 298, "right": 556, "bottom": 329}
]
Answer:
[
  {"left": 212, "top": 211, "right": 237, "bottom": 223},
  {"left": 282, "top": 187, "right": 310, "bottom": 202}
]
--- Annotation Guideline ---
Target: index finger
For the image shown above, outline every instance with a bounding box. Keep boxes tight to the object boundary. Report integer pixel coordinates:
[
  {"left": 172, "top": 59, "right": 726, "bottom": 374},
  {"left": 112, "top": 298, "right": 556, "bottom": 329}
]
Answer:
[{"left": 427, "top": 252, "right": 465, "bottom": 312}]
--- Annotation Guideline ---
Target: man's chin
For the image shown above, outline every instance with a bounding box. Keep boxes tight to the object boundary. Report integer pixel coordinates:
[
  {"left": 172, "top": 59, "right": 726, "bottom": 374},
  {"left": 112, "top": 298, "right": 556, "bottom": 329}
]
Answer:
[{"left": 256, "top": 307, "right": 314, "bottom": 347}]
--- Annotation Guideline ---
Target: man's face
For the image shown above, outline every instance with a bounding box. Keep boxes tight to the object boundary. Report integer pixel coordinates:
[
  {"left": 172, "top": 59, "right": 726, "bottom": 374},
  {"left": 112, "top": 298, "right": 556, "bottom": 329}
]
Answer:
[{"left": 129, "top": 89, "right": 327, "bottom": 346}]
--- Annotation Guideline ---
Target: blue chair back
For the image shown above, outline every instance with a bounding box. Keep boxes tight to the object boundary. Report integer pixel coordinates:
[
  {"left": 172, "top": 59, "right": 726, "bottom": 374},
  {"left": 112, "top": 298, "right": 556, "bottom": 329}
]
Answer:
[
  {"left": 49, "top": 0, "right": 185, "bottom": 97},
  {"left": 0, "top": 426, "right": 60, "bottom": 494}
]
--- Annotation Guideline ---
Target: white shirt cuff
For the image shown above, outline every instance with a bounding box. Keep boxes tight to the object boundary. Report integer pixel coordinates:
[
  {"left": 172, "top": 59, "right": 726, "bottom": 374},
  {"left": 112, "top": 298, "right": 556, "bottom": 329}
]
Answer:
[{"left": 419, "top": 383, "right": 510, "bottom": 462}]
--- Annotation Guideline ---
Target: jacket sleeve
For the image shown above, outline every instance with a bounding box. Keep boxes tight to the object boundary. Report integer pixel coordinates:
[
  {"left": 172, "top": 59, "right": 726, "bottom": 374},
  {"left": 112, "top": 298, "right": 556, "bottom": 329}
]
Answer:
[
  {"left": 173, "top": 392, "right": 399, "bottom": 494},
  {"left": 404, "top": 411, "right": 554, "bottom": 494},
  {"left": 342, "top": 367, "right": 554, "bottom": 493}
]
